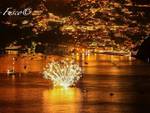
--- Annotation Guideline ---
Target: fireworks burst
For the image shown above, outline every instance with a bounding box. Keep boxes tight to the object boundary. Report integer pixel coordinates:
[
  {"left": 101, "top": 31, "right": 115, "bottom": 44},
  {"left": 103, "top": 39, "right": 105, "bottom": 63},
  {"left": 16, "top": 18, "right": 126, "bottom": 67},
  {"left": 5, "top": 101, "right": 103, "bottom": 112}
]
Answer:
[{"left": 43, "top": 60, "right": 82, "bottom": 88}]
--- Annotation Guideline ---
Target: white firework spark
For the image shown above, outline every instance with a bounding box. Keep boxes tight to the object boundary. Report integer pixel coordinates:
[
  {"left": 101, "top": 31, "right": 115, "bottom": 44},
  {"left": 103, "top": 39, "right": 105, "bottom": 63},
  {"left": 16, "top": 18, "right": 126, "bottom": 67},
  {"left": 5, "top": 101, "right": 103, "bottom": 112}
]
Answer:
[{"left": 43, "top": 60, "right": 82, "bottom": 88}]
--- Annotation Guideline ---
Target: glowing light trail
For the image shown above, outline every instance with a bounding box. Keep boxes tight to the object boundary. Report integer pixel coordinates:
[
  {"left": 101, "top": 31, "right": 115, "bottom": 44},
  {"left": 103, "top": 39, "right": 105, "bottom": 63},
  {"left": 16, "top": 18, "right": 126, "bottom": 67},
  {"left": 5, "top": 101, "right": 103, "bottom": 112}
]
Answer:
[{"left": 43, "top": 60, "right": 82, "bottom": 88}]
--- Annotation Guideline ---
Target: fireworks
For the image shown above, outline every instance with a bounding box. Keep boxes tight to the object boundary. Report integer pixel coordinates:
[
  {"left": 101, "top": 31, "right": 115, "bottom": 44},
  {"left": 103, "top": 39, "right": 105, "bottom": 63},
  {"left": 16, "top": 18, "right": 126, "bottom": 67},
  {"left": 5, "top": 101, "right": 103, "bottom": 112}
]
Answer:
[{"left": 43, "top": 60, "right": 82, "bottom": 88}]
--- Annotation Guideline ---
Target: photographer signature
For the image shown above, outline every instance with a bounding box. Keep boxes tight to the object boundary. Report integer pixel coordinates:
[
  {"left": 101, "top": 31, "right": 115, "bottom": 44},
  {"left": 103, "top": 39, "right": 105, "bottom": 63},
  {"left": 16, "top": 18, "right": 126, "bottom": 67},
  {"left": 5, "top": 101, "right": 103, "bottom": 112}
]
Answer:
[{"left": 0, "top": 7, "right": 32, "bottom": 16}]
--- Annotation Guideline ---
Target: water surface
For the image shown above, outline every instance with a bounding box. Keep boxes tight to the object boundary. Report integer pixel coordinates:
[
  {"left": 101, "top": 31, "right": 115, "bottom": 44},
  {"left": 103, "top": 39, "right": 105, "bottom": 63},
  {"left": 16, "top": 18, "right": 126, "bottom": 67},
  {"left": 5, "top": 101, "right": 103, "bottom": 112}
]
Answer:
[{"left": 0, "top": 54, "right": 150, "bottom": 113}]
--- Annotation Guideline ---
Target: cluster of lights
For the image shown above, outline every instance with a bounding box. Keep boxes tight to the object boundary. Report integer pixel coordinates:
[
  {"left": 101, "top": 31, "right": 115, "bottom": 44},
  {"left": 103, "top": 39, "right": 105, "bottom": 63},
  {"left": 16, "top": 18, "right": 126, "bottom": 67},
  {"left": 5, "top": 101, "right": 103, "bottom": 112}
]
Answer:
[
  {"left": 32, "top": 13, "right": 62, "bottom": 34},
  {"left": 43, "top": 60, "right": 82, "bottom": 88},
  {"left": 60, "top": 0, "right": 150, "bottom": 52},
  {"left": 3, "top": 0, "right": 150, "bottom": 54}
]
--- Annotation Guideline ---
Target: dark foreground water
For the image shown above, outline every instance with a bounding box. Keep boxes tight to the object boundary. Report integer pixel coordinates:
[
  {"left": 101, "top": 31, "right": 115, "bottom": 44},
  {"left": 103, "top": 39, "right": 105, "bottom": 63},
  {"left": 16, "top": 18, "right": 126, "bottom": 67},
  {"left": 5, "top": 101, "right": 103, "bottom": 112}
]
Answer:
[{"left": 0, "top": 54, "right": 150, "bottom": 113}]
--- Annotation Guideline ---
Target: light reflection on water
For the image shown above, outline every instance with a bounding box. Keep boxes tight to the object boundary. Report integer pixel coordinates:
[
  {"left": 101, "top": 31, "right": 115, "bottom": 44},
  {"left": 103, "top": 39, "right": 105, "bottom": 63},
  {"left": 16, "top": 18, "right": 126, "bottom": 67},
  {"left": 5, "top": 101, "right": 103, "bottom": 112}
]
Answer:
[
  {"left": 43, "top": 87, "right": 82, "bottom": 113},
  {"left": 0, "top": 54, "right": 133, "bottom": 74},
  {"left": 0, "top": 54, "right": 150, "bottom": 113}
]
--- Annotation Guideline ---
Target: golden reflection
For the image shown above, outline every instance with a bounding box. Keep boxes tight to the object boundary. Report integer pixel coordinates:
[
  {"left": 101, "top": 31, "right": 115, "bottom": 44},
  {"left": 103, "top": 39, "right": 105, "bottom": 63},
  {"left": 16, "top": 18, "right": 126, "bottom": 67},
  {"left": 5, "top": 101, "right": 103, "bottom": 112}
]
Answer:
[
  {"left": 86, "top": 55, "right": 91, "bottom": 61},
  {"left": 75, "top": 54, "right": 80, "bottom": 60},
  {"left": 0, "top": 54, "right": 132, "bottom": 74},
  {"left": 43, "top": 88, "right": 82, "bottom": 113}
]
